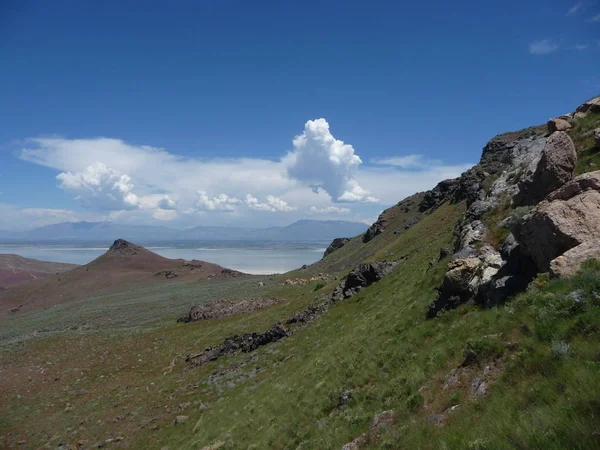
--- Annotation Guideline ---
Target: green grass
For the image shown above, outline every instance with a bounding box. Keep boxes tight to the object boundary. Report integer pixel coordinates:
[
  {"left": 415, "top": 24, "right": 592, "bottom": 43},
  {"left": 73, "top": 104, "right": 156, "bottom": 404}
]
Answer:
[
  {"left": 2, "top": 200, "right": 600, "bottom": 448},
  {"left": 572, "top": 111, "right": 600, "bottom": 175}
]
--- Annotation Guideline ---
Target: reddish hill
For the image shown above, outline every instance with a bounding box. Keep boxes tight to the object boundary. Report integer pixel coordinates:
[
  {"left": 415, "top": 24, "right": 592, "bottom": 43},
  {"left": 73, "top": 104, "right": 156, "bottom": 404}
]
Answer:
[
  {"left": 0, "top": 239, "right": 244, "bottom": 319},
  {"left": 0, "top": 255, "right": 78, "bottom": 289}
]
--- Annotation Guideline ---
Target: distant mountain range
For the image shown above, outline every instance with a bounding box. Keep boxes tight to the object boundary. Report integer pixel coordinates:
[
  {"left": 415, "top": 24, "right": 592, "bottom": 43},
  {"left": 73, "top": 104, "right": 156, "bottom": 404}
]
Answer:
[{"left": 0, "top": 220, "right": 368, "bottom": 243}]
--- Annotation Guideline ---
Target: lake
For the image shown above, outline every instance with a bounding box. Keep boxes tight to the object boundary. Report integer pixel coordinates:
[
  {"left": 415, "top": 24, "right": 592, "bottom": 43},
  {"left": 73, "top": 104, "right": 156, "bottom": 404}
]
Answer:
[{"left": 0, "top": 242, "right": 328, "bottom": 274}]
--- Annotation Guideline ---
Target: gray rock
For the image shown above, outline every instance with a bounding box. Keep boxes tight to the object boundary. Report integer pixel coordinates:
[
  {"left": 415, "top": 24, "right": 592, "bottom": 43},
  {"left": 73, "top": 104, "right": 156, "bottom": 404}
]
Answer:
[
  {"left": 594, "top": 128, "right": 600, "bottom": 149},
  {"left": 363, "top": 216, "right": 386, "bottom": 243},
  {"left": 369, "top": 410, "right": 395, "bottom": 437},
  {"left": 341, "top": 434, "right": 368, "bottom": 450},
  {"left": 174, "top": 415, "right": 189, "bottom": 425},
  {"left": 439, "top": 247, "right": 452, "bottom": 261},
  {"left": 419, "top": 178, "right": 459, "bottom": 212},
  {"left": 515, "top": 131, "right": 577, "bottom": 206}
]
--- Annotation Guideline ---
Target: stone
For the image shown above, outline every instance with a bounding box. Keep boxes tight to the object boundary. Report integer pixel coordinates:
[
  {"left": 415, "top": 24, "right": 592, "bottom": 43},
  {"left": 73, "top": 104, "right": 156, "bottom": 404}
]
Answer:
[
  {"left": 515, "top": 131, "right": 577, "bottom": 206},
  {"left": 547, "top": 118, "right": 572, "bottom": 134},
  {"left": 324, "top": 238, "right": 351, "bottom": 257},
  {"left": 369, "top": 410, "right": 395, "bottom": 437},
  {"left": 471, "top": 376, "right": 488, "bottom": 398},
  {"left": 174, "top": 415, "right": 188, "bottom": 424},
  {"left": 515, "top": 171, "right": 600, "bottom": 271},
  {"left": 442, "top": 258, "right": 480, "bottom": 297},
  {"left": 550, "top": 241, "right": 600, "bottom": 278},
  {"left": 419, "top": 178, "right": 458, "bottom": 212},
  {"left": 594, "top": 128, "right": 600, "bottom": 149},
  {"left": 331, "top": 261, "right": 396, "bottom": 302},
  {"left": 341, "top": 434, "right": 368, "bottom": 450}
]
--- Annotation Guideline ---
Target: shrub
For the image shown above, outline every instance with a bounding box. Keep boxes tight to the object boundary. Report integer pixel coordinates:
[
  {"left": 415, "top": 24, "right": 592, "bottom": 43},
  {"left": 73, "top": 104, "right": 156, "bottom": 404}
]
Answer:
[
  {"left": 550, "top": 341, "right": 572, "bottom": 360},
  {"left": 314, "top": 282, "right": 325, "bottom": 291}
]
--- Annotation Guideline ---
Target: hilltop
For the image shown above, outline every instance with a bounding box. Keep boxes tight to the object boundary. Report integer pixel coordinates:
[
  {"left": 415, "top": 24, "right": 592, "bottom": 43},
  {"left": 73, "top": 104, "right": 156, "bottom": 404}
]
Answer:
[
  {"left": 0, "top": 239, "right": 241, "bottom": 319},
  {"left": 0, "top": 96, "right": 599, "bottom": 449}
]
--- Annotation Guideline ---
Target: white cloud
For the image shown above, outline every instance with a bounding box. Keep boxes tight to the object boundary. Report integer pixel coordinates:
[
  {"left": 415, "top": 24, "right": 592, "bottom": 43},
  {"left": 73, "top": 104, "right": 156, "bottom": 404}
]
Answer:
[
  {"left": 245, "top": 194, "right": 297, "bottom": 212},
  {"left": 372, "top": 154, "right": 444, "bottom": 169},
  {"left": 157, "top": 196, "right": 177, "bottom": 210},
  {"left": 284, "top": 118, "right": 377, "bottom": 203},
  {"left": 591, "top": 13, "right": 600, "bottom": 21},
  {"left": 152, "top": 209, "right": 178, "bottom": 221},
  {"left": 56, "top": 162, "right": 140, "bottom": 210},
  {"left": 573, "top": 44, "right": 589, "bottom": 50},
  {"left": 18, "top": 127, "right": 473, "bottom": 228},
  {"left": 529, "top": 39, "right": 559, "bottom": 55},
  {"left": 309, "top": 206, "right": 350, "bottom": 214},
  {"left": 568, "top": 1, "right": 584, "bottom": 15},
  {"left": 196, "top": 191, "right": 240, "bottom": 212}
]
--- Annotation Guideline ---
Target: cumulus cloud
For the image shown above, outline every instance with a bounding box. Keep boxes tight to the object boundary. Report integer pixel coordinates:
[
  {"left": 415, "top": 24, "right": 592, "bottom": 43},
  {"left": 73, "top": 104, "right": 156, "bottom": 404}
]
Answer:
[
  {"left": 284, "top": 119, "right": 377, "bottom": 203},
  {"left": 245, "top": 194, "right": 297, "bottom": 212},
  {"left": 309, "top": 206, "right": 350, "bottom": 214},
  {"left": 196, "top": 191, "right": 240, "bottom": 212},
  {"left": 157, "top": 196, "right": 177, "bottom": 210},
  {"left": 529, "top": 39, "right": 559, "bottom": 55},
  {"left": 56, "top": 162, "right": 140, "bottom": 210}
]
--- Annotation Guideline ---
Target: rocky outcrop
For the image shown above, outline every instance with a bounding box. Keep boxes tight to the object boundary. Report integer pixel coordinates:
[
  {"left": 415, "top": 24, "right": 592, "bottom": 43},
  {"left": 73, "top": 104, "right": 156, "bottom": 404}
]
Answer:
[
  {"left": 515, "top": 131, "right": 577, "bottom": 206},
  {"left": 331, "top": 261, "right": 396, "bottom": 302},
  {"left": 574, "top": 95, "right": 600, "bottom": 117},
  {"left": 178, "top": 297, "right": 284, "bottom": 323},
  {"left": 550, "top": 241, "right": 600, "bottom": 278},
  {"left": 514, "top": 171, "right": 600, "bottom": 272},
  {"left": 363, "top": 216, "right": 387, "bottom": 243},
  {"left": 324, "top": 238, "right": 351, "bottom": 257},
  {"left": 419, "top": 178, "right": 458, "bottom": 212},
  {"left": 547, "top": 118, "right": 571, "bottom": 134},
  {"left": 594, "top": 128, "right": 600, "bottom": 149}
]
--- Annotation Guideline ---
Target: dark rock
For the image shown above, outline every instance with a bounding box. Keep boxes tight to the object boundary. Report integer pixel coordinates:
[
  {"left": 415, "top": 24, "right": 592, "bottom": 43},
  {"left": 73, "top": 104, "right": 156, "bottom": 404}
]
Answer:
[
  {"left": 439, "top": 247, "right": 452, "bottom": 261},
  {"left": 419, "top": 178, "right": 459, "bottom": 212},
  {"left": 339, "top": 391, "right": 352, "bottom": 407},
  {"left": 363, "top": 216, "right": 387, "bottom": 243},
  {"left": 285, "top": 304, "right": 328, "bottom": 324},
  {"left": 186, "top": 323, "right": 291, "bottom": 368},
  {"left": 179, "top": 297, "right": 283, "bottom": 323},
  {"left": 324, "top": 238, "right": 351, "bottom": 257},
  {"left": 331, "top": 261, "right": 396, "bottom": 302}
]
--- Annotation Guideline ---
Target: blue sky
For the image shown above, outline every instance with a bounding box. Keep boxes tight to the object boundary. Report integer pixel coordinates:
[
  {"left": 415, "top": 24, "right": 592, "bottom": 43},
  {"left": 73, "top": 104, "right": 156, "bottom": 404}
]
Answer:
[{"left": 0, "top": 0, "right": 598, "bottom": 230}]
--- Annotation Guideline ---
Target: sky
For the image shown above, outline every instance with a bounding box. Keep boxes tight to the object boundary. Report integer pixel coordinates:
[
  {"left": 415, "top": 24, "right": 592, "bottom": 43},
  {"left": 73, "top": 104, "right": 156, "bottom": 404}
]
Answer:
[{"left": 0, "top": 0, "right": 598, "bottom": 231}]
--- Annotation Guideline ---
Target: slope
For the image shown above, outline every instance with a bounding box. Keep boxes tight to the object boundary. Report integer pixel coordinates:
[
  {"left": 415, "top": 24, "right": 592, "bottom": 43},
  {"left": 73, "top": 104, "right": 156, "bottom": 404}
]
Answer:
[
  {"left": 0, "top": 254, "right": 77, "bottom": 289},
  {"left": 0, "top": 239, "right": 239, "bottom": 319}
]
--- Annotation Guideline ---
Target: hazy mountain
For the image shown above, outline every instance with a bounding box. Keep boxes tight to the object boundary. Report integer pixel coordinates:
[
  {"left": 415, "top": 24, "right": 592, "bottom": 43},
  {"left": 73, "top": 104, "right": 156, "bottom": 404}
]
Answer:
[{"left": 0, "top": 220, "right": 368, "bottom": 243}]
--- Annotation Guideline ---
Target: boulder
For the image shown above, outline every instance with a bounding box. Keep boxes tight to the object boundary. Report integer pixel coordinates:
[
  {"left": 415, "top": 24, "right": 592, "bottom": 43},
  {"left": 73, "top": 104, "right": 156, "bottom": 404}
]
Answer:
[
  {"left": 341, "top": 434, "right": 367, "bottom": 450},
  {"left": 547, "top": 118, "right": 572, "bottom": 134},
  {"left": 369, "top": 410, "right": 395, "bottom": 437},
  {"left": 550, "top": 241, "right": 600, "bottom": 278},
  {"left": 331, "top": 261, "right": 396, "bottom": 302},
  {"left": 439, "top": 247, "right": 452, "bottom": 261},
  {"left": 441, "top": 258, "right": 480, "bottom": 298},
  {"left": 514, "top": 171, "right": 600, "bottom": 271},
  {"left": 515, "top": 131, "right": 577, "bottom": 206},
  {"left": 324, "top": 238, "right": 351, "bottom": 257}
]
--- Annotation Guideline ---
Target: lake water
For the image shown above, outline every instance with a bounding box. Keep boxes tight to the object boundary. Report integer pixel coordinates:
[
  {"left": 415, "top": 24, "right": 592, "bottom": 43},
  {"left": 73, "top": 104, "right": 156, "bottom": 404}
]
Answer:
[{"left": 0, "top": 242, "right": 328, "bottom": 275}]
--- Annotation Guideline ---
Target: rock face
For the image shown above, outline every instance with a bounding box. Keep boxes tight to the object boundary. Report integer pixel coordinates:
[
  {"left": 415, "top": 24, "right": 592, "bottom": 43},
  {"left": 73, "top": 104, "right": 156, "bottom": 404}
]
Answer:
[
  {"left": 547, "top": 118, "right": 572, "bottom": 134},
  {"left": 363, "top": 216, "right": 387, "bottom": 243},
  {"left": 324, "top": 238, "right": 351, "bottom": 257},
  {"left": 514, "top": 171, "right": 600, "bottom": 272},
  {"left": 515, "top": 131, "right": 577, "bottom": 206},
  {"left": 331, "top": 261, "right": 396, "bottom": 302},
  {"left": 419, "top": 178, "right": 458, "bottom": 212}
]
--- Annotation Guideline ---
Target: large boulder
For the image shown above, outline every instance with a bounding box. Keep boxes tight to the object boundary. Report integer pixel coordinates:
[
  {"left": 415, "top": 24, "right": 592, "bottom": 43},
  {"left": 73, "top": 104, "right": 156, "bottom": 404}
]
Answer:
[
  {"left": 547, "top": 118, "right": 572, "bottom": 134},
  {"left": 331, "top": 261, "right": 396, "bottom": 302},
  {"left": 419, "top": 178, "right": 459, "bottom": 212},
  {"left": 514, "top": 171, "right": 600, "bottom": 271},
  {"left": 550, "top": 241, "right": 600, "bottom": 278},
  {"left": 324, "top": 237, "right": 350, "bottom": 257},
  {"left": 515, "top": 131, "right": 577, "bottom": 206}
]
